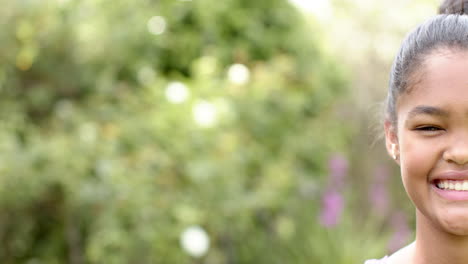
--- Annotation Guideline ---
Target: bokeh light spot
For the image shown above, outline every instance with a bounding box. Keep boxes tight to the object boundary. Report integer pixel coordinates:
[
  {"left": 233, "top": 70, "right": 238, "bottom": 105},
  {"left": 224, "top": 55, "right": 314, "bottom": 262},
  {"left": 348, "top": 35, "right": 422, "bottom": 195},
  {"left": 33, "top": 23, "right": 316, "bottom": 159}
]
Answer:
[
  {"left": 227, "top": 63, "right": 250, "bottom": 85},
  {"left": 288, "top": 0, "right": 333, "bottom": 20},
  {"left": 180, "top": 226, "right": 210, "bottom": 258},
  {"left": 79, "top": 123, "right": 98, "bottom": 143},
  {"left": 193, "top": 101, "right": 217, "bottom": 127},
  {"left": 165, "top": 82, "right": 189, "bottom": 104},
  {"left": 137, "top": 66, "right": 156, "bottom": 85},
  {"left": 147, "top": 16, "right": 166, "bottom": 35}
]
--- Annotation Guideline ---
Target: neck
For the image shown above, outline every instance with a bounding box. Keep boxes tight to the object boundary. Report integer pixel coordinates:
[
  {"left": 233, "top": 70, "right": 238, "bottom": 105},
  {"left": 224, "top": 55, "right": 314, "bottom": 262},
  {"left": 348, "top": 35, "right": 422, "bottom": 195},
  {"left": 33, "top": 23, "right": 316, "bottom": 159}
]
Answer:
[{"left": 413, "top": 210, "right": 468, "bottom": 264}]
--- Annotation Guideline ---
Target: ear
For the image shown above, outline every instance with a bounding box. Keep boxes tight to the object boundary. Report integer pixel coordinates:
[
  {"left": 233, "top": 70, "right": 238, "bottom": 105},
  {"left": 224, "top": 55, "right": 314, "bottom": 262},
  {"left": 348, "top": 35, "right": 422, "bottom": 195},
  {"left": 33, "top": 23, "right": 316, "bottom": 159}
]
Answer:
[{"left": 384, "top": 120, "right": 400, "bottom": 165}]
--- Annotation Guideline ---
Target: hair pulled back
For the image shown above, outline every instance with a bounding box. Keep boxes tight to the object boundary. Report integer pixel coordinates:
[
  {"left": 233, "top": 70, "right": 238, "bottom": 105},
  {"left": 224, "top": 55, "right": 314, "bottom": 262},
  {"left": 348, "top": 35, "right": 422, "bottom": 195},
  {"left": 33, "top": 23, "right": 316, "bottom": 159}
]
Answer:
[
  {"left": 439, "top": 0, "right": 468, "bottom": 15},
  {"left": 386, "top": 8, "right": 468, "bottom": 125}
]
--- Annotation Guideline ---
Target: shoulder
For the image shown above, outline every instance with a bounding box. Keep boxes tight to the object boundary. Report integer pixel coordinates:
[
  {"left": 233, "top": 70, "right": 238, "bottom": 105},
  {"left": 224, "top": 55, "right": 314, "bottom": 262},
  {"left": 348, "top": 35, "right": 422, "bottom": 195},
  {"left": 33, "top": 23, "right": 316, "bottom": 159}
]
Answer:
[
  {"left": 364, "top": 241, "right": 415, "bottom": 264},
  {"left": 386, "top": 241, "right": 415, "bottom": 264},
  {"left": 364, "top": 256, "right": 389, "bottom": 264}
]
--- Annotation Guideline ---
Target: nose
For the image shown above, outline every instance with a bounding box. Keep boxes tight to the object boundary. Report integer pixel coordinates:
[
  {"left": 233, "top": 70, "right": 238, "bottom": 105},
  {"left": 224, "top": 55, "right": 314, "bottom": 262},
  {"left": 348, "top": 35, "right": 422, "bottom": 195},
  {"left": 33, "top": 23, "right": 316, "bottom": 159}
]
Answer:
[{"left": 443, "top": 136, "right": 468, "bottom": 165}]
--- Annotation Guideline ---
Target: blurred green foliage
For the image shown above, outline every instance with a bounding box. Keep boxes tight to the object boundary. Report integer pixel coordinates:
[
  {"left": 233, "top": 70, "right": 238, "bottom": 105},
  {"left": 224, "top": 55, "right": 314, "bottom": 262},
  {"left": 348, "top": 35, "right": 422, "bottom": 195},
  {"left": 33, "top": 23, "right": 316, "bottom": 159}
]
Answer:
[{"left": 0, "top": 0, "right": 391, "bottom": 263}]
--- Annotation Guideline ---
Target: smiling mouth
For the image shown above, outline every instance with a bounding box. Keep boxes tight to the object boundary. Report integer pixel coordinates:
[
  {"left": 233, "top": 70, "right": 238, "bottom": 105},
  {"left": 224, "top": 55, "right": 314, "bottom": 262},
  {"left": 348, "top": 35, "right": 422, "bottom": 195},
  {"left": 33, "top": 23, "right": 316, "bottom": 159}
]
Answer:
[{"left": 435, "top": 180, "right": 468, "bottom": 191}]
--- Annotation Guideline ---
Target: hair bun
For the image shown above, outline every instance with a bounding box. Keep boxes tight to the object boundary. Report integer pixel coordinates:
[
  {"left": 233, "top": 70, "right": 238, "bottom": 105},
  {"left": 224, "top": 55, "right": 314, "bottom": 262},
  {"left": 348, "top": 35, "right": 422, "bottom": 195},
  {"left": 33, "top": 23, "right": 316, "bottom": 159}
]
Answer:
[{"left": 439, "top": 0, "right": 468, "bottom": 14}]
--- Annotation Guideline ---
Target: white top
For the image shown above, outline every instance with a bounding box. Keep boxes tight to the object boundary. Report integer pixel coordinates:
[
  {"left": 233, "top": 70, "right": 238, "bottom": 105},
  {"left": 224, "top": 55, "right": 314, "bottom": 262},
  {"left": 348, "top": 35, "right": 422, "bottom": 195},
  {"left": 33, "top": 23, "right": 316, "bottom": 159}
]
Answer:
[{"left": 364, "top": 241, "right": 415, "bottom": 264}]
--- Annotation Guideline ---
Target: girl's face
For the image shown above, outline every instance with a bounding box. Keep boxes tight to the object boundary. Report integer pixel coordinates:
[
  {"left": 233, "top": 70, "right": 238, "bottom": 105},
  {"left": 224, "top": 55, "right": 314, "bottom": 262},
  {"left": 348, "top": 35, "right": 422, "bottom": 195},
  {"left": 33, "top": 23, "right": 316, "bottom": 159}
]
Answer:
[{"left": 385, "top": 49, "right": 468, "bottom": 235}]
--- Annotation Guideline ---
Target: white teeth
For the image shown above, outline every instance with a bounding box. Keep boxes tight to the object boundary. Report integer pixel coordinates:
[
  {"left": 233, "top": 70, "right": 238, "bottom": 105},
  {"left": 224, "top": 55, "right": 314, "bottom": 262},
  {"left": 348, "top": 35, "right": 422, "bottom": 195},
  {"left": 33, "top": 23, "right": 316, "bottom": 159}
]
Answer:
[{"left": 438, "top": 180, "right": 468, "bottom": 191}]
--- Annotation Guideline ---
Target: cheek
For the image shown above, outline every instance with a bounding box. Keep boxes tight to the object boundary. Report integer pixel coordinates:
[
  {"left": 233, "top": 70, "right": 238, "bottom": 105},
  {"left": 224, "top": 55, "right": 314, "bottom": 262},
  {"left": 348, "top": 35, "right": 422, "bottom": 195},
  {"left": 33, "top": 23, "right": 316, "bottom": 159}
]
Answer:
[
  {"left": 401, "top": 150, "right": 429, "bottom": 175},
  {"left": 399, "top": 134, "right": 441, "bottom": 176},
  {"left": 399, "top": 140, "right": 433, "bottom": 200}
]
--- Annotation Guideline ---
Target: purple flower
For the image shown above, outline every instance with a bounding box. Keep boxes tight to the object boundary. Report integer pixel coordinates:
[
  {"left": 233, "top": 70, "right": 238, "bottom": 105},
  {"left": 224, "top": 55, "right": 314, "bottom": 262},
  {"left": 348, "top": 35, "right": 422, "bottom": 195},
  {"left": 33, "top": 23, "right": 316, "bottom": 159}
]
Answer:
[
  {"left": 374, "top": 166, "right": 390, "bottom": 182},
  {"left": 328, "top": 154, "right": 348, "bottom": 189},
  {"left": 388, "top": 212, "right": 411, "bottom": 253},
  {"left": 319, "top": 189, "right": 344, "bottom": 228},
  {"left": 369, "top": 166, "right": 390, "bottom": 215},
  {"left": 317, "top": 154, "right": 348, "bottom": 228},
  {"left": 369, "top": 183, "right": 390, "bottom": 215}
]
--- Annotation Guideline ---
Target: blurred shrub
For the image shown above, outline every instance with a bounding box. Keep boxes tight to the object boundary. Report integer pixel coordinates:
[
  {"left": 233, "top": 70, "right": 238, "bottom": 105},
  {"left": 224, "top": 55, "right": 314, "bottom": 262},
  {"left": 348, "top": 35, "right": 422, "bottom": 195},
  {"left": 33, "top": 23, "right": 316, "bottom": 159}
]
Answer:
[{"left": 0, "top": 0, "right": 384, "bottom": 263}]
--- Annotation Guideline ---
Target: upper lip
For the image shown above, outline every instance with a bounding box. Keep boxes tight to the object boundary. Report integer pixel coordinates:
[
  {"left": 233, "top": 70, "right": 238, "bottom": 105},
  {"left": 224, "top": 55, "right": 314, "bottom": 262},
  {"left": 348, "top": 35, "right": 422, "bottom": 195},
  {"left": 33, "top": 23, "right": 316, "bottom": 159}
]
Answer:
[{"left": 432, "top": 171, "right": 468, "bottom": 182}]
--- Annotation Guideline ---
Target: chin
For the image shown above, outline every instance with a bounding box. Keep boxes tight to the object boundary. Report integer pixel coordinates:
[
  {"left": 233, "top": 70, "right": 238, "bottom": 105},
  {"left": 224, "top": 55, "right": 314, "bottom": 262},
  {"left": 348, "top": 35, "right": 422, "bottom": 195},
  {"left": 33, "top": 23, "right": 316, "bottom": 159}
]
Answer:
[{"left": 439, "top": 211, "right": 468, "bottom": 236}]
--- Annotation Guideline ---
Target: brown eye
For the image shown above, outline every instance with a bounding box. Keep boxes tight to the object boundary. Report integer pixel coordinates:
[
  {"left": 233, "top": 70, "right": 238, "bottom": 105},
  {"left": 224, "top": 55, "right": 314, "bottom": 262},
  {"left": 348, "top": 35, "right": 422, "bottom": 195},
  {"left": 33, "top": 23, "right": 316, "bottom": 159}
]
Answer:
[{"left": 415, "top": 126, "right": 443, "bottom": 131}]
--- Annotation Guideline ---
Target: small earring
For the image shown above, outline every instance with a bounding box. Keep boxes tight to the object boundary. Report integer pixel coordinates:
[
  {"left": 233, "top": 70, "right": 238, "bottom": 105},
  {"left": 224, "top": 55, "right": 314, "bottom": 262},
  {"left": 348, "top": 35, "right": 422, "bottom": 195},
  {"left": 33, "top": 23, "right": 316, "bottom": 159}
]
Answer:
[{"left": 391, "top": 144, "right": 397, "bottom": 160}]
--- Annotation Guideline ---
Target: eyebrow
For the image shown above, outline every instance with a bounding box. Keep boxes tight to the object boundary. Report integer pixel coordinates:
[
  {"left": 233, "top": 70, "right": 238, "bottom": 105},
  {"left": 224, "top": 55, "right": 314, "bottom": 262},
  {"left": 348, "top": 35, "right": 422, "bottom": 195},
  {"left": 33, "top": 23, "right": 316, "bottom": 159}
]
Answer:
[{"left": 406, "top": 105, "right": 449, "bottom": 119}]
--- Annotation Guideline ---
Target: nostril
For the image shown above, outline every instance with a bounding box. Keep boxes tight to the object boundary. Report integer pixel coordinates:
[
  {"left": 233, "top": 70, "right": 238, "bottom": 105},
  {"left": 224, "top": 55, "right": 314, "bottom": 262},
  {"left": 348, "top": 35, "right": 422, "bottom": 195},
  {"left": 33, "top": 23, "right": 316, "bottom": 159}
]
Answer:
[{"left": 443, "top": 149, "right": 468, "bottom": 165}]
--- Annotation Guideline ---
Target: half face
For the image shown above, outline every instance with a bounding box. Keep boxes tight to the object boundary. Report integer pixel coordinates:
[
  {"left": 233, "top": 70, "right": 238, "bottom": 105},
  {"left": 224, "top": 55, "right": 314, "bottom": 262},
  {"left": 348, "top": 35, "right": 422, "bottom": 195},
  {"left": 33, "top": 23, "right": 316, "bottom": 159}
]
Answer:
[{"left": 386, "top": 49, "right": 468, "bottom": 236}]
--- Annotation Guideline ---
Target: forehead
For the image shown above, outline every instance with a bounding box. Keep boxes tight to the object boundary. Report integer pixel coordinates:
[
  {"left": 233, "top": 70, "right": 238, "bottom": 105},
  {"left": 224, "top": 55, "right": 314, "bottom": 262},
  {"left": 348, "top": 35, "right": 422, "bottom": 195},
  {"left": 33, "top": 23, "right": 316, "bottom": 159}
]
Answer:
[{"left": 397, "top": 49, "right": 468, "bottom": 113}]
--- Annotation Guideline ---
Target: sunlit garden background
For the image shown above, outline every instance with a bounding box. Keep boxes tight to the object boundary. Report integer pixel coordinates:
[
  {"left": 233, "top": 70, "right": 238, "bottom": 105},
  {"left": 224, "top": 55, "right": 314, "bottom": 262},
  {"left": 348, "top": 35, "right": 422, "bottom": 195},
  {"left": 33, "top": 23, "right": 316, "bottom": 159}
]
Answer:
[{"left": 0, "top": 0, "right": 440, "bottom": 263}]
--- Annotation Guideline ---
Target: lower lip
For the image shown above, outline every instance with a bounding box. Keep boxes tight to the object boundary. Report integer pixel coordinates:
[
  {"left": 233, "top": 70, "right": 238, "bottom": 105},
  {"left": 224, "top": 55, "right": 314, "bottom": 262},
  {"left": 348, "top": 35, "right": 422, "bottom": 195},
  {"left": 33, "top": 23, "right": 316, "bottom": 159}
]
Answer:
[{"left": 432, "top": 184, "right": 468, "bottom": 201}]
